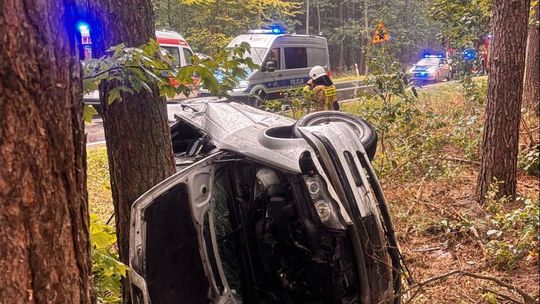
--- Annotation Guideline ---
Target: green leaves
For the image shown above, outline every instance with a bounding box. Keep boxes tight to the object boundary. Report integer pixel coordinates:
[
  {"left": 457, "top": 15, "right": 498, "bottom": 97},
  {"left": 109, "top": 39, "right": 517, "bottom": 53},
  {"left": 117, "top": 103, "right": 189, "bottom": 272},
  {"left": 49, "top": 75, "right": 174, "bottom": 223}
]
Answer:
[
  {"left": 429, "top": 0, "right": 491, "bottom": 48},
  {"left": 90, "top": 214, "right": 127, "bottom": 304},
  {"left": 83, "top": 105, "right": 98, "bottom": 123},
  {"left": 82, "top": 39, "right": 259, "bottom": 115}
]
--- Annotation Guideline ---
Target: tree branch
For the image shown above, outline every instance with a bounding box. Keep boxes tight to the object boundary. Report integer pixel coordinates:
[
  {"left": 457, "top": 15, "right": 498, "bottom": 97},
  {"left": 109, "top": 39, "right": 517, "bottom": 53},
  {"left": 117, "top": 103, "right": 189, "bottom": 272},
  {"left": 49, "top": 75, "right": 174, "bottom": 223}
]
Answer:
[
  {"left": 397, "top": 270, "right": 535, "bottom": 304},
  {"left": 481, "top": 287, "right": 523, "bottom": 304}
]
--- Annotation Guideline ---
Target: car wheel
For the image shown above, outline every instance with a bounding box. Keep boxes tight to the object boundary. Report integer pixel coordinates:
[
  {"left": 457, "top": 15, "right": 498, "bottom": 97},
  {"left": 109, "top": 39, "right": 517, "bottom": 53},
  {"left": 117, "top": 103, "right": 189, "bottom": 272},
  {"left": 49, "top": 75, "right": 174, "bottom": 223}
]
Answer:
[{"left": 293, "top": 111, "right": 378, "bottom": 161}]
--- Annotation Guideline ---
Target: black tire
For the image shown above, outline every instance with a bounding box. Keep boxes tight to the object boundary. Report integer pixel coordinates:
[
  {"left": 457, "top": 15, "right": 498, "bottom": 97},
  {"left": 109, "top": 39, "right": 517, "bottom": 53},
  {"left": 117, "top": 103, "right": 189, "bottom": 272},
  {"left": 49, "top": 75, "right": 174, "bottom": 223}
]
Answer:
[{"left": 293, "top": 111, "right": 378, "bottom": 160}]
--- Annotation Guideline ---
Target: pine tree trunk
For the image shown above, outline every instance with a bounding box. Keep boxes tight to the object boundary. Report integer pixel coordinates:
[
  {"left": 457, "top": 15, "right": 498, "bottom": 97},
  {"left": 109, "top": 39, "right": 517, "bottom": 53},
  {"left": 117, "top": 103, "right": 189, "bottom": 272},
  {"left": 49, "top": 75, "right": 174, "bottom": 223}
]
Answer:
[
  {"left": 364, "top": 0, "right": 370, "bottom": 75},
  {"left": 523, "top": 2, "right": 539, "bottom": 114},
  {"left": 88, "top": 0, "right": 176, "bottom": 302},
  {"left": 338, "top": 2, "right": 345, "bottom": 71},
  {"left": 477, "top": 0, "right": 531, "bottom": 203},
  {"left": 0, "top": 0, "right": 93, "bottom": 303}
]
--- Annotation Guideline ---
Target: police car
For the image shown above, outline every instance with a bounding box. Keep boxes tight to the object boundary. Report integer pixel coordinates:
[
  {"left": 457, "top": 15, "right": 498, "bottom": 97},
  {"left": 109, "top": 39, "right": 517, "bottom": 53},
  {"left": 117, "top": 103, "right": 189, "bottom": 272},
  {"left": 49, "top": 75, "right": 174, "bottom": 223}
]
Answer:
[
  {"left": 408, "top": 54, "right": 451, "bottom": 82},
  {"left": 224, "top": 27, "right": 331, "bottom": 105}
]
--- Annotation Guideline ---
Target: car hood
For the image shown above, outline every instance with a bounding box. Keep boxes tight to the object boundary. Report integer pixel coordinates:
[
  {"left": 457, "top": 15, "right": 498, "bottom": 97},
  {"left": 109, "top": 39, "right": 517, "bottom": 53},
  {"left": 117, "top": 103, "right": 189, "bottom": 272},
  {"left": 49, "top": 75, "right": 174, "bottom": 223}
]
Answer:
[{"left": 168, "top": 97, "right": 309, "bottom": 172}]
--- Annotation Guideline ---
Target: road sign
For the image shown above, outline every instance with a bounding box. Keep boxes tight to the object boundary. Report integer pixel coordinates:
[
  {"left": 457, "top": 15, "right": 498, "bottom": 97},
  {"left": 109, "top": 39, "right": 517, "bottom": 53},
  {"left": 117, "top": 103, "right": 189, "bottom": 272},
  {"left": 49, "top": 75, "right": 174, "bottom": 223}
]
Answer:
[{"left": 372, "top": 22, "right": 390, "bottom": 44}]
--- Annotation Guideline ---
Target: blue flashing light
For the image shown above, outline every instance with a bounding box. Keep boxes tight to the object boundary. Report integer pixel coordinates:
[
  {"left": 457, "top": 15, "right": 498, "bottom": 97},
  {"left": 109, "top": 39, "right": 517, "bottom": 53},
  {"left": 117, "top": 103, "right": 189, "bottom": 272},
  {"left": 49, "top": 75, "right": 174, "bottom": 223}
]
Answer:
[
  {"left": 76, "top": 21, "right": 90, "bottom": 35},
  {"left": 269, "top": 24, "right": 285, "bottom": 34},
  {"left": 423, "top": 54, "right": 443, "bottom": 58},
  {"left": 248, "top": 25, "right": 286, "bottom": 35},
  {"left": 463, "top": 49, "right": 477, "bottom": 61}
]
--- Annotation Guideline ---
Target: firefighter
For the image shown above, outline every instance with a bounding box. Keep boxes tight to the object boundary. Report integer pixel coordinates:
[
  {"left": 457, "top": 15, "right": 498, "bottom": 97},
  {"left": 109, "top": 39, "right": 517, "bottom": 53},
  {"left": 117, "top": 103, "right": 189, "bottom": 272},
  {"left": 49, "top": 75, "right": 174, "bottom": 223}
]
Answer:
[{"left": 304, "top": 66, "right": 338, "bottom": 111}]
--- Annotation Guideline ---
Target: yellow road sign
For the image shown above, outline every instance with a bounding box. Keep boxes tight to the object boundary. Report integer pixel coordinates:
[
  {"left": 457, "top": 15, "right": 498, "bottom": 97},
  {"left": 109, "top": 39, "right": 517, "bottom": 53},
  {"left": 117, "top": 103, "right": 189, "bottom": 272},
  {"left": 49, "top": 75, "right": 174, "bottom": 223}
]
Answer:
[{"left": 372, "top": 22, "right": 390, "bottom": 44}]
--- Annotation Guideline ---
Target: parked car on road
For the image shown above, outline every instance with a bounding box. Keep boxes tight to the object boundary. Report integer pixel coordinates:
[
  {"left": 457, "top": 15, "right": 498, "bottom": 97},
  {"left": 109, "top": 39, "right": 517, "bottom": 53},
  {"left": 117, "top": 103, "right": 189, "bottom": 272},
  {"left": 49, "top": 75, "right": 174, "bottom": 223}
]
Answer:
[
  {"left": 128, "top": 97, "right": 403, "bottom": 304},
  {"left": 408, "top": 55, "right": 451, "bottom": 82}
]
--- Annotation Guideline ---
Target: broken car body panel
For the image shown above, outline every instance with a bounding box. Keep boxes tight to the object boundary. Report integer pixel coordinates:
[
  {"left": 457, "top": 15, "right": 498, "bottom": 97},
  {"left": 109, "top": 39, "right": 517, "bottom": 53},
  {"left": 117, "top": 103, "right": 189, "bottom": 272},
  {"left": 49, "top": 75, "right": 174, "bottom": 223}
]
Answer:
[{"left": 130, "top": 97, "right": 401, "bottom": 303}]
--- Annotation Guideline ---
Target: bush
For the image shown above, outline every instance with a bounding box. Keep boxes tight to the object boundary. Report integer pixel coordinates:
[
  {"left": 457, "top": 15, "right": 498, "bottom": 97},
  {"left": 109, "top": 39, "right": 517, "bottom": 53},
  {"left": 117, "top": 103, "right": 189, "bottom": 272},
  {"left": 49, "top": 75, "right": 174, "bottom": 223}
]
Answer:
[
  {"left": 484, "top": 183, "right": 540, "bottom": 270},
  {"left": 90, "top": 214, "right": 128, "bottom": 303},
  {"left": 518, "top": 144, "right": 540, "bottom": 177}
]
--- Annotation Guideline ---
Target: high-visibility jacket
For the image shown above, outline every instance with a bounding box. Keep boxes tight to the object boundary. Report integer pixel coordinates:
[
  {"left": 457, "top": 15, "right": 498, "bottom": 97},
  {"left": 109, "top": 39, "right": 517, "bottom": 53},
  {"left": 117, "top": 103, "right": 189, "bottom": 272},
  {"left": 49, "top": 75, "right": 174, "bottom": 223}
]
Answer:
[{"left": 313, "top": 85, "right": 337, "bottom": 111}]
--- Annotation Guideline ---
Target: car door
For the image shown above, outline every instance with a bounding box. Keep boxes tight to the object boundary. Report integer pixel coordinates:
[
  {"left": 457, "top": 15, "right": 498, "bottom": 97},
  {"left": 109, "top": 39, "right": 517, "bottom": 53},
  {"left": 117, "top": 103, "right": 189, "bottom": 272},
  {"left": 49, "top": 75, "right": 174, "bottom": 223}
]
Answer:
[{"left": 128, "top": 152, "right": 237, "bottom": 304}]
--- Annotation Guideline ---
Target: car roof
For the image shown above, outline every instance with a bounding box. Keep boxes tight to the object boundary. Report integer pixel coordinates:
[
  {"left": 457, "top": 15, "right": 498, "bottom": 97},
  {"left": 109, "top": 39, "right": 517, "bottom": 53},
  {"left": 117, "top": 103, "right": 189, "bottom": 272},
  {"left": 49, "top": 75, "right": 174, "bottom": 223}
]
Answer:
[
  {"left": 156, "top": 30, "right": 186, "bottom": 40},
  {"left": 167, "top": 97, "right": 311, "bottom": 172},
  {"left": 227, "top": 34, "right": 327, "bottom": 49}
]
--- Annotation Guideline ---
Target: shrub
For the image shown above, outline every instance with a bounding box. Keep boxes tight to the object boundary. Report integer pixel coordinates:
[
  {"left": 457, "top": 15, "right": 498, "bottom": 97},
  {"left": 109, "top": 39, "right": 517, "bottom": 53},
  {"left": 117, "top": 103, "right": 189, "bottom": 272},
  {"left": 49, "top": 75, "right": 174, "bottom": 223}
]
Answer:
[{"left": 90, "top": 214, "right": 128, "bottom": 303}]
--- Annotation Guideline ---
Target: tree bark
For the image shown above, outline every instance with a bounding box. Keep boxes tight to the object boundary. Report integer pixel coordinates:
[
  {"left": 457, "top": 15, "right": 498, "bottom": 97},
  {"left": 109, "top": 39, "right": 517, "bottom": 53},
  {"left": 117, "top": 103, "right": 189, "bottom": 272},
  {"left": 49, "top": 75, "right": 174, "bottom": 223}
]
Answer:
[
  {"left": 523, "top": 2, "right": 539, "bottom": 114},
  {"left": 338, "top": 1, "right": 345, "bottom": 71},
  {"left": 476, "top": 0, "right": 531, "bottom": 204},
  {"left": 0, "top": 0, "right": 93, "bottom": 303},
  {"left": 364, "top": 0, "right": 370, "bottom": 75},
  {"left": 88, "top": 0, "right": 176, "bottom": 301}
]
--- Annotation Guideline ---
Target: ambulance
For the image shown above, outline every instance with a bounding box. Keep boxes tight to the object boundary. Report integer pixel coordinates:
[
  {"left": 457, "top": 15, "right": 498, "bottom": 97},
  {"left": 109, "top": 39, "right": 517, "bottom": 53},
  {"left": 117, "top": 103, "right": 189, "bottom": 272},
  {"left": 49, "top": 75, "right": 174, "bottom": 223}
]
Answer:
[
  {"left": 82, "top": 29, "right": 196, "bottom": 106},
  {"left": 155, "top": 30, "right": 195, "bottom": 67}
]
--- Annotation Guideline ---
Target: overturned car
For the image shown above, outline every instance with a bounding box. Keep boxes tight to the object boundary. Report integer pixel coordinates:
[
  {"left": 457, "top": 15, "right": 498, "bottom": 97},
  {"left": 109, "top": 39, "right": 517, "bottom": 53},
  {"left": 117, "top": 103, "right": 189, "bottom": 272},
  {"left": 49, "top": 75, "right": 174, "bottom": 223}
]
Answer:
[{"left": 128, "top": 97, "right": 403, "bottom": 304}]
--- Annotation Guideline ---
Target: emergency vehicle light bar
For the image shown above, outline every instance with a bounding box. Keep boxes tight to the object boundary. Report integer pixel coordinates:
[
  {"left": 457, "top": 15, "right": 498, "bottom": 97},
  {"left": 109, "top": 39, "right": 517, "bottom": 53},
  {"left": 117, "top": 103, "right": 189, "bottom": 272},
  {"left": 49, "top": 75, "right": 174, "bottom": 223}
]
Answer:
[
  {"left": 248, "top": 26, "right": 285, "bottom": 34},
  {"left": 423, "top": 54, "right": 443, "bottom": 58}
]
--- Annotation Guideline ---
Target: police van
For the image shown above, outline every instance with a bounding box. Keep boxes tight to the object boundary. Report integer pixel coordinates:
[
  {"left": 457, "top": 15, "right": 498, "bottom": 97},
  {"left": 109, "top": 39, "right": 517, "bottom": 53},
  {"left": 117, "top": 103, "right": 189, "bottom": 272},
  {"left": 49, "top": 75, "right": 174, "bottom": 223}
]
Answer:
[{"left": 227, "top": 29, "right": 330, "bottom": 105}]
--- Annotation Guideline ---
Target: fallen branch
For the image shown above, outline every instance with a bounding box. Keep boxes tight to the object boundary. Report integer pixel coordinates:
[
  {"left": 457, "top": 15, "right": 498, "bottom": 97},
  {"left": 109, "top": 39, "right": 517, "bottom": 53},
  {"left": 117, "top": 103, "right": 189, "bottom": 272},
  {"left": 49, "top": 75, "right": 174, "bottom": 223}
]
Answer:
[
  {"left": 444, "top": 157, "right": 481, "bottom": 165},
  {"left": 397, "top": 270, "right": 536, "bottom": 304},
  {"left": 411, "top": 247, "right": 441, "bottom": 253},
  {"left": 481, "top": 287, "right": 523, "bottom": 304}
]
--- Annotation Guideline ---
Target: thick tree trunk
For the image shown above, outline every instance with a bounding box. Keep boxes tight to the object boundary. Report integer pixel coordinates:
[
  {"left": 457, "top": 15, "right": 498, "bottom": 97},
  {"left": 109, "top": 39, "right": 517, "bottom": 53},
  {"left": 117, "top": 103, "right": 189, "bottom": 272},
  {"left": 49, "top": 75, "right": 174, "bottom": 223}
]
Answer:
[
  {"left": 476, "top": 0, "right": 531, "bottom": 204},
  {"left": 88, "top": 0, "right": 176, "bottom": 301},
  {"left": 523, "top": 2, "right": 539, "bottom": 114},
  {"left": 0, "top": 0, "right": 93, "bottom": 303}
]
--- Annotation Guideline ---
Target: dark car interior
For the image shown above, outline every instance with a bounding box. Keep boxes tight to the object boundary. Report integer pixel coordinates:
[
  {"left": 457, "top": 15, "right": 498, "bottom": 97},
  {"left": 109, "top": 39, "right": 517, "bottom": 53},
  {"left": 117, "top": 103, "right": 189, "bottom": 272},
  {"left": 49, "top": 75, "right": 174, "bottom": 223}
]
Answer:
[{"left": 209, "top": 157, "right": 361, "bottom": 303}]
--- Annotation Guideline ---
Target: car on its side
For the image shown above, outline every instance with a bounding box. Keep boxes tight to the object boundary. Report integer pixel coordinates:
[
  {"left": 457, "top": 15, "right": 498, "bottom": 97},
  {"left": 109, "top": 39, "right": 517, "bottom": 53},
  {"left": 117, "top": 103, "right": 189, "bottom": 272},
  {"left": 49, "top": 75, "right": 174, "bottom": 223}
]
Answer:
[
  {"left": 128, "top": 97, "right": 403, "bottom": 304},
  {"left": 408, "top": 55, "right": 451, "bottom": 82}
]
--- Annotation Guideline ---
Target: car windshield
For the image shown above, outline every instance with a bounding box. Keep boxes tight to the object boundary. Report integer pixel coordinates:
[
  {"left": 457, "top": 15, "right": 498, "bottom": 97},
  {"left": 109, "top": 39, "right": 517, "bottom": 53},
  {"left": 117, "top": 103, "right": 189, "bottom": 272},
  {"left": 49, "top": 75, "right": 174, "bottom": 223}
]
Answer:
[
  {"left": 161, "top": 46, "right": 181, "bottom": 66},
  {"left": 243, "top": 47, "right": 267, "bottom": 65},
  {"left": 228, "top": 47, "right": 267, "bottom": 78},
  {"left": 416, "top": 58, "right": 440, "bottom": 66}
]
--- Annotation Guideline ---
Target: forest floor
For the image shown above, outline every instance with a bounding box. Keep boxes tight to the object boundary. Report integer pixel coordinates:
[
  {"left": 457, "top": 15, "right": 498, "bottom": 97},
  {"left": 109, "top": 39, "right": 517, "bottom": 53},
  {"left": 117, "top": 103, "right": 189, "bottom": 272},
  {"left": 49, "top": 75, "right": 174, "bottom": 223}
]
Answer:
[{"left": 87, "top": 78, "right": 539, "bottom": 303}]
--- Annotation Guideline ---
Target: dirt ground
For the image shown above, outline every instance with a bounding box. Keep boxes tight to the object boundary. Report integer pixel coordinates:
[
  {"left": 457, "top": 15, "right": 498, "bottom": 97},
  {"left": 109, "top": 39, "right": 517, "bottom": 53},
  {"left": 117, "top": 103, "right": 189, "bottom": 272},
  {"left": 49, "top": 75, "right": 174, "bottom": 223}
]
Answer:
[{"left": 385, "top": 168, "right": 539, "bottom": 303}]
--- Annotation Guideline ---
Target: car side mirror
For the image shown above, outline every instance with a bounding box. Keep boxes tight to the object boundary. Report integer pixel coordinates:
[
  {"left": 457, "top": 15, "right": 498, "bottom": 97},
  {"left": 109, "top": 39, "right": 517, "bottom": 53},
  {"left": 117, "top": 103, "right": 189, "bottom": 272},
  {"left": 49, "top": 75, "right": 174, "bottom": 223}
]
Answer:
[{"left": 265, "top": 61, "right": 276, "bottom": 72}]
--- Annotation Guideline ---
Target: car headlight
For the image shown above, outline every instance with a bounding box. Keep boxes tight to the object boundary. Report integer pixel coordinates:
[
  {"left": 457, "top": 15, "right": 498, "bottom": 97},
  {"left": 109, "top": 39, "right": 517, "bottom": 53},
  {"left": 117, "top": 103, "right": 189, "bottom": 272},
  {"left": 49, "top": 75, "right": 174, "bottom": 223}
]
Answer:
[
  {"left": 408, "top": 67, "right": 415, "bottom": 74},
  {"left": 303, "top": 176, "right": 345, "bottom": 230},
  {"left": 427, "top": 67, "right": 437, "bottom": 74}
]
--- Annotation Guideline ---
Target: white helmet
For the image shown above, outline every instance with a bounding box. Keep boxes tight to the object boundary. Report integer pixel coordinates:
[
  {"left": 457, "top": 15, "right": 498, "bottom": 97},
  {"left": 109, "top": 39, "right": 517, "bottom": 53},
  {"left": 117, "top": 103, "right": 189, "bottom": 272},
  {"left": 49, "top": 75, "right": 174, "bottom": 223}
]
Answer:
[{"left": 309, "top": 65, "right": 326, "bottom": 80}]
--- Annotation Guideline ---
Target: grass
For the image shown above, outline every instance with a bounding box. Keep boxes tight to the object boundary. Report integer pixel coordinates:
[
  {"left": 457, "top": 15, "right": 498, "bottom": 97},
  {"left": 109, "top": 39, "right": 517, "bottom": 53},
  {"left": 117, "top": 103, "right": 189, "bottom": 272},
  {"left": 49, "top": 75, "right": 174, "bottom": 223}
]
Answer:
[
  {"left": 87, "top": 146, "right": 113, "bottom": 223},
  {"left": 332, "top": 72, "right": 366, "bottom": 83}
]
